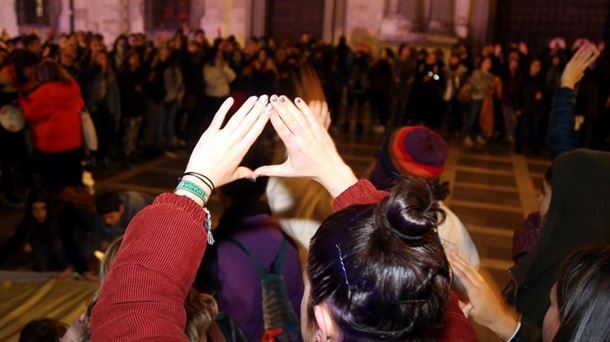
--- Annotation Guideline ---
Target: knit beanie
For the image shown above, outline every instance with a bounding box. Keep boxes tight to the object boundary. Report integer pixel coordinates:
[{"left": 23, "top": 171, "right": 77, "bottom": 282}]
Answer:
[{"left": 370, "top": 126, "right": 448, "bottom": 189}]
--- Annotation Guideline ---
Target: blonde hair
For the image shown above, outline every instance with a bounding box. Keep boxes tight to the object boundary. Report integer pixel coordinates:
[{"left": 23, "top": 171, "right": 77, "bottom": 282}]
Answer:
[
  {"left": 185, "top": 289, "right": 221, "bottom": 342},
  {"left": 81, "top": 236, "right": 124, "bottom": 341}
]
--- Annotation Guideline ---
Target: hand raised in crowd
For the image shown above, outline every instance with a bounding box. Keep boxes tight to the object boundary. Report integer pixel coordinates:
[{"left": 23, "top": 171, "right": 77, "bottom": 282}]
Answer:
[
  {"left": 184, "top": 96, "right": 271, "bottom": 196},
  {"left": 254, "top": 95, "right": 357, "bottom": 198},
  {"left": 448, "top": 250, "right": 519, "bottom": 341},
  {"left": 561, "top": 43, "right": 600, "bottom": 89}
]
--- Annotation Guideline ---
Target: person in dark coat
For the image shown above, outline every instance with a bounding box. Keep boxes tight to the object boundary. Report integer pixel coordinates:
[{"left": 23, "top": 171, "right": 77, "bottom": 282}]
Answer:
[
  {"left": 368, "top": 48, "right": 393, "bottom": 132},
  {"left": 516, "top": 58, "right": 546, "bottom": 154}
]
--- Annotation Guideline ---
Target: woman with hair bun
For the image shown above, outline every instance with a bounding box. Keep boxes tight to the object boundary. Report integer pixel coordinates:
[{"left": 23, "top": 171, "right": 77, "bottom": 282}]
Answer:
[{"left": 306, "top": 175, "right": 451, "bottom": 341}]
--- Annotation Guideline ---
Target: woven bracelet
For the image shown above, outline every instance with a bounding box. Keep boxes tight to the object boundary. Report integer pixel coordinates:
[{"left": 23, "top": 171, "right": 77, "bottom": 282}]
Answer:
[{"left": 176, "top": 179, "right": 208, "bottom": 203}]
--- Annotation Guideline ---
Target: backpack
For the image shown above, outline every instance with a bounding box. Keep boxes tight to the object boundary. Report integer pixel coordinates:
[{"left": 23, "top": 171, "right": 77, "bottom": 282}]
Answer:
[{"left": 227, "top": 236, "right": 303, "bottom": 342}]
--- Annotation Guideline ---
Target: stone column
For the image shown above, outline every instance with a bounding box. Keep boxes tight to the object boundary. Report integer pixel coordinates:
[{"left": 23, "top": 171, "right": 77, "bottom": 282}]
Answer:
[
  {"left": 322, "top": 0, "right": 334, "bottom": 42},
  {"left": 470, "top": 0, "right": 489, "bottom": 51},
  {"left": 385, "top": 0, "right": 400, "bottom": 16},
  {"left": 191, "top": 0, "right": 206, "bottom": 30},
  {"left": 250, "top": 0, "right": 266, "bottom": 37},
  {"left": 127, "top": 0, "right": 144, "bottom": 33},
  {"left": 399, "top": 0, "right": 423, "bottom": 31},
  {"left": 454, "top": 0, "right": 471, "bottom": 38},
  {"left": 1, "top": 0, "right": 20, "bottom": 36},
  {"left": 427, "top": 0, "right": 454, "bottom": 34}
]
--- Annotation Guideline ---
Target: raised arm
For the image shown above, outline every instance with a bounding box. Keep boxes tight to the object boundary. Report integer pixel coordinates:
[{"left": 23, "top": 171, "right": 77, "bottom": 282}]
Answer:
[
  {"left": 91, "top": 95, "right": 271, "bottom": 341},
  {"left": 254, "top": 95, "right": 358, "bottom": 198},
  {"left": 546, "top": 44, "right": 599, "bottom": 159}
]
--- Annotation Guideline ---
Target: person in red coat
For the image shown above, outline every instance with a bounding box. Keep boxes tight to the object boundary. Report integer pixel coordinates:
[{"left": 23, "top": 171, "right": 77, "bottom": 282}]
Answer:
[
  {"left": 91, "top": 96, "right": 476, "bottom": 341},
  {"left": 19, "top": 59, "right": 84, "bottom": 192}
]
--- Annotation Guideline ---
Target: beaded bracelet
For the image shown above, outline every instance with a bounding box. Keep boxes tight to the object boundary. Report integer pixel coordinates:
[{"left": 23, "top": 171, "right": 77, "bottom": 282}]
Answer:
[{"left": 175, "top": 179, "right": 208, "bottom": 203}]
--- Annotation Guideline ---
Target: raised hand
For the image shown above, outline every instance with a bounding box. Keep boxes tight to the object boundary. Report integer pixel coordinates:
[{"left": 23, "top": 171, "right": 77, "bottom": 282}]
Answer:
[
  {"left": 254, "top": 95, "right": 356, "bottom": 198},
  {"left": 448, "top": 251, "right": 519, "bottom": 340},
  {"left": 561, "top": 43, "right": 600, "bottom": 89},
  {"left": 184, "top": 95, "right": 271, "bottom": 190}
]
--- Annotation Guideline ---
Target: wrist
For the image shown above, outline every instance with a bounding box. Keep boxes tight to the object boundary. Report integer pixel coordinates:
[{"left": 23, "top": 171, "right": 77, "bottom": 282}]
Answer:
[
  {"left": 319, "top": 162, "right": 358, "bottom": 198},
  {"left": 490, "top": 307, "right": 520, "bottom": 341},
  {"left": 174, "top": 175, "right": 212, "bottom": 207}
]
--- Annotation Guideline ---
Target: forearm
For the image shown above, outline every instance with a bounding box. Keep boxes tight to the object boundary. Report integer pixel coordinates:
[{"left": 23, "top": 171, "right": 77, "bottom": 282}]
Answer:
[
  {"left": 91, "top": 192, "right": 208, "bottom": 341},
  {"left": 319, "top": 162, "right": 359, "bottom": 199},
  {"left": 546, "top": 88, "right": 578, "bottom": 159}
]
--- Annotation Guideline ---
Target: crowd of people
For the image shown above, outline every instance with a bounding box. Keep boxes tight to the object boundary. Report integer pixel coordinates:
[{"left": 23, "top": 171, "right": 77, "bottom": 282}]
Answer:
[{"left": 1, "top": 26, "right": 610, "bottom": 342}]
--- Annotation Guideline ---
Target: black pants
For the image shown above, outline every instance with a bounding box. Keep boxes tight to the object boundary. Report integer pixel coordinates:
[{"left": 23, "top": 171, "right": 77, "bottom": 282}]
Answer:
[
  {"left": 515, "top": 112, "right": 544, "bottom": 153},
  {"left": 34, "top": 149, "right": 82, "bottom": 193},
  {"left": 0, "top": 128, "right": 28, "bottom": 196},
  {"left": 90, "top": 103, "right": 114, "bottom": 159},
  {"left": 369, "top": 92, "right": 390, "bottom": 126}
]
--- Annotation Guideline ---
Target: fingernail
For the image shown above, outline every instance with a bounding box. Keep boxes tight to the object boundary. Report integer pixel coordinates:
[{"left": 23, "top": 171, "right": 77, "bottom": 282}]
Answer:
[
  {"left": 279, "top": 95, "right": 287, "bottom": 103},
  {"left": 258, "top": 95, "right": 268, "bottom": 103},
  {"left": 249, "top": 96, "right": 258, "bottom": 103},
  {"left": 270, "top": 94, "right": 278, "bottom": 102},
  {"left": 295, "top": 97, "right": 303, "bottom": 104},
  {"left": 248, "top": 176, "right": 257, "bottom": 182}
]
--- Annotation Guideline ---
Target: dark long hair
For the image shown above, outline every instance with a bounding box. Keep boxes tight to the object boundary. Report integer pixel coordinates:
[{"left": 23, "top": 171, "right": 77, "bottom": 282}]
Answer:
[
  {"left": 307, "top": 176, "right": 450, "bottom": 341},
  {"left": 553, "top": 245, "right": 610, "bottom": 342},
  {"left": 37, "top": 59, "right": 72, "bottom": 85}
]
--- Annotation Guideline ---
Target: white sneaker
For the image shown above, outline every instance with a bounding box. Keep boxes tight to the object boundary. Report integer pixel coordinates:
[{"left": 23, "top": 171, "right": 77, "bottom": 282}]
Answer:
[
  {"left": 463, "top": 136, "right": 474, "bottom": 147},
  {"left": 476, "top": 135, "right": 486, "bottom": 145}
]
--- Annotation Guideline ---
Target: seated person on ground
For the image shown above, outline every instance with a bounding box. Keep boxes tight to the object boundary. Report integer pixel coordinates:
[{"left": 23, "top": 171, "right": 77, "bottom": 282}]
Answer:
[{"left": 94, "top": 190, "right": 154, "bottom": 235}]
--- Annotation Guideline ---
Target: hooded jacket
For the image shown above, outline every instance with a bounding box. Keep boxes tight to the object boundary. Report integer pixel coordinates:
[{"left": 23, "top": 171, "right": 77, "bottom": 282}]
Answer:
[
  {"left": 511, "top": 149, "right": 610, "bottom": 326},
  {"left": 19, "top": 79, "right": 84, "bottom": 153}
]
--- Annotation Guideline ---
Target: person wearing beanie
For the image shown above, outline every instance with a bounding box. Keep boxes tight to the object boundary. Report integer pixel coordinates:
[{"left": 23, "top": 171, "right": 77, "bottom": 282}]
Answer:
[{"left": 370, "top": 125, "right": 480, "bottom": 267}]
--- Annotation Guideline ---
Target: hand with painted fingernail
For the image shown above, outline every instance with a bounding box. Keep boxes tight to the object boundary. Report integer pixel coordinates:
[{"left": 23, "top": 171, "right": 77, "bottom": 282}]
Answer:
[
  {"left": 184, "top": 95, "right": 271, "bottom": 191},
  {"left": 254, "top": 96, "right": 356, "bottom": 198}
]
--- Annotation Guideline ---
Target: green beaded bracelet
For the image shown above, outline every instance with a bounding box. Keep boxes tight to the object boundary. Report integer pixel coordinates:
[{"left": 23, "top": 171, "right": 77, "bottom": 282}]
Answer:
[{"left": 176, "top": 179, "right": 208, "bottom": 203}]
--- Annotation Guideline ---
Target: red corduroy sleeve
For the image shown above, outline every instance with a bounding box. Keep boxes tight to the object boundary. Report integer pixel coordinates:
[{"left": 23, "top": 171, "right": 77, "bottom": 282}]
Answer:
[
  {"left": 332, "top": 179, "right": 388, "bottom": 210},
  {"left": 91, "top": 193, "right": 207, "bottom": 341},
  {"left": 332, "top": 180, "right": 478, "bottom": 341}
]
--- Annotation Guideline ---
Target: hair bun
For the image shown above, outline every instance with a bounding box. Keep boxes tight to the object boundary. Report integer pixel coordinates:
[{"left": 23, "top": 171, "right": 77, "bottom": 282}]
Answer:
[{"left": 377, "top": 176, "right": 444, "bottom": 241}]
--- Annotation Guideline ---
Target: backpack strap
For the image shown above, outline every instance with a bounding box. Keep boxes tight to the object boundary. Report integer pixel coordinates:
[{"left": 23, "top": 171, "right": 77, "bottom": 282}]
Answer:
[
  {"left": 270, "top": 237, "right": 289, "bottom": 274},
  {"left": 226, "top": 236, "right": 290, "bottom": 277},
  {"left": 226, "top": 237, "right": 267, "bottom": 277}
]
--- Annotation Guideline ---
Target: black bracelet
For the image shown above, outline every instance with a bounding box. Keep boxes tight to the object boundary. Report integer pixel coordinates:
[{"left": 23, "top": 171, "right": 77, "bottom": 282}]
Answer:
[
  {"left": 183, "top": 172, "right": 215, "bottom": 191},
  {"left": 183, "top": 172, "right": 213, "bottom": 191}
]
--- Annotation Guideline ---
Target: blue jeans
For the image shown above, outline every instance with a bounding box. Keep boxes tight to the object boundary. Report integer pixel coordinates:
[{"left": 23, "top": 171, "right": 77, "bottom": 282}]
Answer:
[
  {"left": 464, "top": 100, "right": 483, "bottom": 139},
  {"left": 158, "top": 101, "right": 180, "bottom": 147}
]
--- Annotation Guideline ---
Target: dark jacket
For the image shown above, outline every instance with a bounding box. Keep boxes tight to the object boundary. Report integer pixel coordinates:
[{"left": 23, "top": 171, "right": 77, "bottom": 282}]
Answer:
[
  {"left": 519, "top": 73, "right": 545, "bottom": 114},
  {"left": 118, "top": 68, "right": 146, "bottom": 118},
  {"left": 510, "top": 149, "right": 610, "bottom": 327}
]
